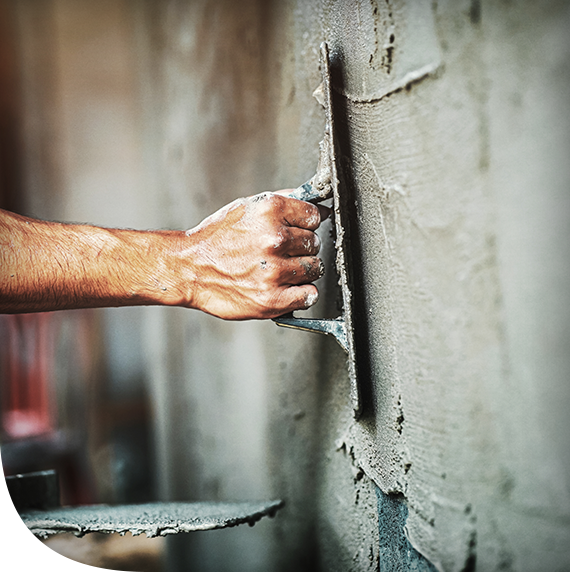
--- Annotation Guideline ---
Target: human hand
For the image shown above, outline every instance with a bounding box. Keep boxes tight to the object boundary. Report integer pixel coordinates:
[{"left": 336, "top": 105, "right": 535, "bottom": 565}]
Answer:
[{"left": 177, "top": 191, "right": 329, "bottom": 320}]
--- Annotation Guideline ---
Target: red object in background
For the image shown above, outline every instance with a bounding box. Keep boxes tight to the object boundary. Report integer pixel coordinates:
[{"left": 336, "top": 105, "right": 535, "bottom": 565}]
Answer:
[
  {"left": 0, "top": 313, "right": 56, "bottom": 440},
  {"left": 0, "top": 312, "right": 96, "bottom": 505}
]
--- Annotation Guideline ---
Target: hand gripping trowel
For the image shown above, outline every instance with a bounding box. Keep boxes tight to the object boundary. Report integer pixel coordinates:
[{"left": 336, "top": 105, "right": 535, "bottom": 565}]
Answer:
[{"left": 272, "top": 42, "right": 361, "bottom": 418}]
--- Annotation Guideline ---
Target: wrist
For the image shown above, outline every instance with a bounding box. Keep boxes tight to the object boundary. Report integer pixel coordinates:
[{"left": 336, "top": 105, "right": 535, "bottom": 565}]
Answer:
[{"left": 146, "top": 229, "right": 198, "bottom": 309}]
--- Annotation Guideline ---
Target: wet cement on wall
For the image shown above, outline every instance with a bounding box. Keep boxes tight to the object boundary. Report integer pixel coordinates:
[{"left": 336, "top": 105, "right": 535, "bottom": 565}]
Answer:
[
  {"left": 376, "top": 489, "right": 439, "bottom": 572},
  {"left": 310, "top": 1, "right": 569, "bottom": 570}
]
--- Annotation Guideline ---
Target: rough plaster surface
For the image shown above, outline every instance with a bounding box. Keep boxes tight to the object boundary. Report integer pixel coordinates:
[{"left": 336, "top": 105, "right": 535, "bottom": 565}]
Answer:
[
  {"left": 136, "top": 0, "right": 568, "bottom": 570},
  {"left": 314, "top": 1, "right": 568, "bottom": 570},
  {"left": 376, "top": 489, "right": 439, "bottom": 572}
]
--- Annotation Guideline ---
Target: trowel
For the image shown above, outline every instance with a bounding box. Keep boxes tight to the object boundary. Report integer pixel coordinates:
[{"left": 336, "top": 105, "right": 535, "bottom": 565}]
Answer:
[
  {"left": 273, "top": 42, "right": 361, "bottom": 418},
  {"left": 12, "top": 469, "right": 284, "bottom": 539}
]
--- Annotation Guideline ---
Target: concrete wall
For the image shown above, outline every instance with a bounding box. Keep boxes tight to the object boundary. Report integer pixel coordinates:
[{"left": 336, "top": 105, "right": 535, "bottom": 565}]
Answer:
[
  {"left": 137, "top": 1, "right": 568, "bottom": 570},
  {"left": 310, "top": 1, "right": 569, "bottom": 571},
  {"left": 10, "top": 0, "right": 568, "bottom": 570}
]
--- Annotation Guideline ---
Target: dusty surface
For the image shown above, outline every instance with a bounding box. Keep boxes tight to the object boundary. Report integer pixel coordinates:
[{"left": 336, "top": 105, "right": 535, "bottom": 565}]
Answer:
[
  {"left": 319, "top": 1, "right": 568, "bottom": 570},
  {"left": 285, "top": 1, "right": 569, "bottom": 570}
]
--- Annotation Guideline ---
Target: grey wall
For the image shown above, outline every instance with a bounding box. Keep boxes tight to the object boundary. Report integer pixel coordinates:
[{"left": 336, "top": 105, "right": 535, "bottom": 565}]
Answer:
[
  {"left": 138, "top": 0, "right": 569, "bottom": 570},
  {"left": 311, "top": 1, "right": 569, "bottom": 571},
  {"left": 11, "top": 0, "right": 568, "bottom": 570},
  {"left": 135, "top": 1, "right": 568, "bottom": 570}
]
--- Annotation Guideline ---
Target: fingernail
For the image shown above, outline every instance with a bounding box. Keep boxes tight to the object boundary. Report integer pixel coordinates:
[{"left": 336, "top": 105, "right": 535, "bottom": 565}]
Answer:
[
  {"left": 308, "top": 207, "right": 320, "bottom": 227},
  {"left": 314, "top": 233, "right": 321, "bottom": 252},
  {"left": 318, "top": 259, "right": 325, "bottom": 277},
  {"left": 305, "top": 290, "right": 319, "bottom": 307}
]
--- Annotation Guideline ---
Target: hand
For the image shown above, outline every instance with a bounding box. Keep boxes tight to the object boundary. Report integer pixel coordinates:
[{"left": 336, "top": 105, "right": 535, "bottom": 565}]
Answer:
[{"left": 179, "top": 191, "right": 328, "bottom": 320}]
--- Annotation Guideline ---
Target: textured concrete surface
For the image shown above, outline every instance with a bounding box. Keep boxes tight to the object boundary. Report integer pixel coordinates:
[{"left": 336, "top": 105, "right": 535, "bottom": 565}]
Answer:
[
  {"left": 284, "top": 1, "right": 568, "bottom": 570},
  {"left": 21, "top": 500, "right": 284, "bottom": 539}
]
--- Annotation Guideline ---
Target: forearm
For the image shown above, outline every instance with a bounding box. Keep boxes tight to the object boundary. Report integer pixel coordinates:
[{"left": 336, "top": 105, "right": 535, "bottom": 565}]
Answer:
[
  {"left": 0, "top": 209, "right": 191, "bottom": 313},
  {"left": 0, "top": 192, "right": 325, "bottom": 319}
]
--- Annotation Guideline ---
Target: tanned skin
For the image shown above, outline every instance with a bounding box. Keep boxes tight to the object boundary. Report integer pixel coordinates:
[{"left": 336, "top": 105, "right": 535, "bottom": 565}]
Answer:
[{"left": 0, "top": 191, "right": 328, "bottom": 320}]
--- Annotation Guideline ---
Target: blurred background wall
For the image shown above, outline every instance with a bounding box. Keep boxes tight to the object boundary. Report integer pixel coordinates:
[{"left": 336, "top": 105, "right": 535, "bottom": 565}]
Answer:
[{"left": 0, "top": 1, "right": 568, "bottom": 571}]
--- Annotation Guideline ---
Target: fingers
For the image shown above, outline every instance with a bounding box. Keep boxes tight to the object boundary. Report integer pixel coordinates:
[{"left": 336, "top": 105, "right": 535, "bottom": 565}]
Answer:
[
  {"left": 252, "top": 191, "right": 331, "bottom": 231},
  {"left": 184, "top": 190, "right": 332, "bottom": 320},
  {"left": 271, "top": 190, "right": 332, "bottom": 221},
  {"left": 273, "top": 227, "right": 321, "bottom": 256},
  {"left": 273, "top": 284, "right": 320, "bottom": 315},
  {"left": 278, "top": 195, "right": 323, "bottom": 231},
  {"left": 292, "top": 256, "right": 324, "bottom": 284},
  {"left": 274, "top": 256, "right": 324, "bottom": 285}
]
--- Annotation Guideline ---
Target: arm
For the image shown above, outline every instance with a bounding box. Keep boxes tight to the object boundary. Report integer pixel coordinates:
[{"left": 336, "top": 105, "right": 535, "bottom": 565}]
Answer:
[{"left": 0, "top": 192, "right": 326, "bottom": 319}]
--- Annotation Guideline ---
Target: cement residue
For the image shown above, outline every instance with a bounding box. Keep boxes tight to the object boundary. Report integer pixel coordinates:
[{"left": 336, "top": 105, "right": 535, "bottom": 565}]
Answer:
[
  {"left": 307, "top": 126, "right": 334, "bottom": 199},
  {"left": 305, "top": 289, "right": 319, "bottom": 307},
  {"left": 325, "top": 0, "right": 570, "bottom": 568}
]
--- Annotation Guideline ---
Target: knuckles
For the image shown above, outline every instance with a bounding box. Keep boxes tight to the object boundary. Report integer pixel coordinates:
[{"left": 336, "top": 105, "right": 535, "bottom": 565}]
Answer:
[
  {"left": 250, "top": 192, "right": 320, "bottom": 228},
  {"left": 249, "top": 191, "right": 283, "bottom": 214},
  {"left": 261, "top": 227, "right": 291, "bottom": 251}
]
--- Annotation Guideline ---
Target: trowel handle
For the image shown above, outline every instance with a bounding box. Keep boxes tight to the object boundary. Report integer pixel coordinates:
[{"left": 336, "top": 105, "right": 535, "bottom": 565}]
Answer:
[
  {"left": 288, "top": 180, "right": 329, "bottom": 204},
  {"left": 272, "top": 313, "right": 348, "bottom": 353}
]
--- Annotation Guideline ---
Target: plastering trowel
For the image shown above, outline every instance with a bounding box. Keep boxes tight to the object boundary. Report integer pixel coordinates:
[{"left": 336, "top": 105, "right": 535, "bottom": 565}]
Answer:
[
  {"left": 273, "top": 42, "right": 361, "bottom": 418},
  {"left": 14, "top": 468, "right": 284, "bottom": 537}
]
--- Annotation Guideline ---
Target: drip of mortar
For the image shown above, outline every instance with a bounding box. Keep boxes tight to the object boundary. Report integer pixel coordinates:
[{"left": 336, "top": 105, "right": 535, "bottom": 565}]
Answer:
[{"left": 273, "top": 42, "right": 361, "bottom": 418}]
